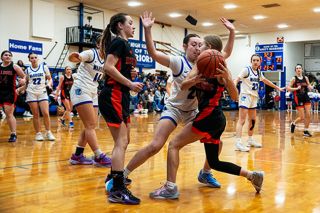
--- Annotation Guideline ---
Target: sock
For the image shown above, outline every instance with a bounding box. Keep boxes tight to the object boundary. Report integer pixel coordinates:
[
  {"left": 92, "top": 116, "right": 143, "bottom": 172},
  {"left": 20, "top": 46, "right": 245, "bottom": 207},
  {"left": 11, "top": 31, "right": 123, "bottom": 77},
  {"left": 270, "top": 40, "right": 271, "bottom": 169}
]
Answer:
[
  {"left": 111, "top": 170, "right": 125, "bottom": 190},
  {"left": 124, "top": 168, "right": 131, "bottom": 178},
  {"left": 202, "top": 168, "right": 211, "bottom": 174},
  {"left": 292, "top": 121, "right": 295, "bottom": 125},
  {"left": 248, "top": 136, "right": 253, "bottom": 141},
  {"left": 75, "top": 146, "right": 85, "bottom": 156},
  {"left": 236, "top": 138, "right": 241, "bottom": 143},
  {"left": 246, "top": 171, "right": 253, "bottom": 180},
  {"left": 304, "top": 128, "right": 308, "bottom": 132},
  {"left": 94, "top": 149, "right": 103, "bottom": 158},
  {"left": 11, "top": 132, "right": 16, "bottom": 135},
  {"left": 166, "top": 181, "right": 176, "bottom": 190}
]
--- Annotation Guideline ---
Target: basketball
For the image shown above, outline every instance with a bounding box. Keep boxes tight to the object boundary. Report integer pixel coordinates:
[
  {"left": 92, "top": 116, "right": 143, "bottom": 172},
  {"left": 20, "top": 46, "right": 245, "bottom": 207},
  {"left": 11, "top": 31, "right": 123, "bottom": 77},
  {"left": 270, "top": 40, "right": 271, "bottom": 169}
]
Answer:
[{"left": 196, "top": 49, "right": 225, "bottom": 78}]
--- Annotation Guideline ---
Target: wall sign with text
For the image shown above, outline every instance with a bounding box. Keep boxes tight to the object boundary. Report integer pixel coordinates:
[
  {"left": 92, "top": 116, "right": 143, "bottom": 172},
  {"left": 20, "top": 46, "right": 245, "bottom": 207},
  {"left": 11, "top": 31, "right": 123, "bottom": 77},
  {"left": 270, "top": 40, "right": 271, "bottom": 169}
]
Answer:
[
  {"left": 129, "top": 39, "right": 155, "bottom": 69},
  {"left": 255, "top": 43, "right": 283, "bottom": 71},
  {"left": 8, "top": 39, "right": 43, "bottom": 55}
]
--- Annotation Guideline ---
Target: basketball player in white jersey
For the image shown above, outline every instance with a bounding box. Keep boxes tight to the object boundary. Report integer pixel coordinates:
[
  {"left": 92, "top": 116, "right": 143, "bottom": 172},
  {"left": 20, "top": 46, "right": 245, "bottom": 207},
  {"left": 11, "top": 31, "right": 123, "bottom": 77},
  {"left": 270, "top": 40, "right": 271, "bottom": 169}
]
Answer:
[
  {"left": 105, "top": 11, "right": 236, "bottom": 191},
  {"left": 21, "top": 53, "right": 55, "bottom": 141},
  {"left": 234, "top": 54, "right": 284, "bottom": 152},
  {"left": 68, "top": 37, "right": 111, "bottom": 167}
]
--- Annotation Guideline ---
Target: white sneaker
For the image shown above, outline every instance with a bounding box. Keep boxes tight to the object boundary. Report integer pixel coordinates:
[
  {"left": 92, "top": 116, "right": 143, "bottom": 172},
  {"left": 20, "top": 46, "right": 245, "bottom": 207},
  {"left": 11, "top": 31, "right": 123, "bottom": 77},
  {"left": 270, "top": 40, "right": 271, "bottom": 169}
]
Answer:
[
  {"left": 35, "top": 132, "right": 44, "bottom": 141},
  {"left": 247, "top": 138, "right": 262, "bottom": 148},
  {"left": 26, "top": 111, "right": 33, "bottom": 117},
  {"left": 235, "top": 141, "right": 250, "bottom": 152},
  {"left": 46, "top": 131, "right": 56, "bottom": 141},
  {"left": 23, "top": 111, "right": 28, "bottom": 117}
]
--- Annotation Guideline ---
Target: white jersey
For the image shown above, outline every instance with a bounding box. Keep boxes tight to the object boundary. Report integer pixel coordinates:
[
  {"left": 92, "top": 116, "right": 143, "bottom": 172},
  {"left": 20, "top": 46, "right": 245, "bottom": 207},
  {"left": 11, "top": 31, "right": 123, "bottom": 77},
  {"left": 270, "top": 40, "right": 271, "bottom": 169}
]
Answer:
[
  {"left": 166, "top": 55, "right": 197, "bottom": 111},
  {"left": 26, "top": 62, "right": 50, "bottom": 94},
  {"left": 308, "top": 92, "right": 315, "bottom": 98},
  {"left": 238, "top": 66, "right": 264, "bottom": 97},
  {"left": 73, "top": 48, "right": 104, "bottom": 94}
]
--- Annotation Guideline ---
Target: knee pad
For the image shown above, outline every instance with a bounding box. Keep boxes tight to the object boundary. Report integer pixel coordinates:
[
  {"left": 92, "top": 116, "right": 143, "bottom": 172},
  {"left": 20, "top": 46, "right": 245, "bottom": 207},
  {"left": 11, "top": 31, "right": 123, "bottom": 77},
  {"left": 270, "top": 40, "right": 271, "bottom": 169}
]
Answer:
[{"left": 249, "top": 119, "right": 256, "bottom": 130}]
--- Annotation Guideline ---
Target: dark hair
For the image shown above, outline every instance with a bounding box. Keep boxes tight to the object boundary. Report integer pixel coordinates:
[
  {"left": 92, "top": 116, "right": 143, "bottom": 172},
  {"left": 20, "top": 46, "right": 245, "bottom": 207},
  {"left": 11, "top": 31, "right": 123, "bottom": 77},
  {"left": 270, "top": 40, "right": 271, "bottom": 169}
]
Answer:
[
  {"left": 295, "top": 64, "right": 303, "bottom": 69},
  {"left": 101, "top": 13, "right": 128, "bottom": 58},
  {"left": 1, "top": 50, "right": 12, "bottom": 58},
  {"left": 28, "top": 52, "right": 37, "bottom": 59},
  {"left": 203, "top": 35, "right": 223, "bottom": 52},
  {"left": 250, "top": 53, "right": 261, "bottom": 62},
  {"left": 183, "top": 34, "right": 200, "bottom": 45}
]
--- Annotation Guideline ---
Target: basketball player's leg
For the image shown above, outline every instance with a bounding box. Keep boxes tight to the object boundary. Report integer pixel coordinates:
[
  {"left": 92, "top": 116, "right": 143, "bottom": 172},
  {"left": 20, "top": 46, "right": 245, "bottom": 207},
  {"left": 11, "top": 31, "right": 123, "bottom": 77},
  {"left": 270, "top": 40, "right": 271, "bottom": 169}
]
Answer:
[
  {"left": 149, "top": 122, "right": 201, "bottom": 199},
  {"left": 204, "top": 143, "right": 264, "bottom": 193},
  {"left": 291, "top": 106, "right": 304, "bottom": 133},
  {"left": 247, "top": 109, "right": 261, "bottom": 147},
  {"left": 125, "top": 118, "right": 176, "bottom": 173},
  {"left": 39, "top": 100, "right": 55, "bottom": 141},
  {"left": 303, "top": 104, "right": 312, "bottom": 136},
  {"left": 108, "top": 123, "right": 140, "bottom": 204},
  {"left": 28, "top": 102, "right": 42, "bottom": 137},
  {"left": 235, "top": 107, "right": 249, "bottom": 151},
  {"left": 3, "top": 104, "right": 17, "bottom": 142}
]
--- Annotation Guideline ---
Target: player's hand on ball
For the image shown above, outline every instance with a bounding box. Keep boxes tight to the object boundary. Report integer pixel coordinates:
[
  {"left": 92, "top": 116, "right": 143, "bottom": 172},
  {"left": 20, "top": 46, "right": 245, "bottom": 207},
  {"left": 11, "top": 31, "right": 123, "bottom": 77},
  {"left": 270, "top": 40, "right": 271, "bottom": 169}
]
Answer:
[{"left": 215, "top": 63, "right": 232, "bottom": 81}]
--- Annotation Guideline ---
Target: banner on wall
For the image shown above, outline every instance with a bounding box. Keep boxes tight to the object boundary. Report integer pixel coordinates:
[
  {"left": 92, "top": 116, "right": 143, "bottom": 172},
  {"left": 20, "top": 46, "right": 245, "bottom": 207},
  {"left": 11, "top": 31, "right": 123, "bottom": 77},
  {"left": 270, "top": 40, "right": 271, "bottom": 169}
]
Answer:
[
  {"left": 8, "top": 39, "right": 43, "bottom": 55},
  {"left": 255, "top": 43, "right": 283, "bottom": 71},
  {"left": 129, "top": 39, "right": 155, "bottom": 69}
]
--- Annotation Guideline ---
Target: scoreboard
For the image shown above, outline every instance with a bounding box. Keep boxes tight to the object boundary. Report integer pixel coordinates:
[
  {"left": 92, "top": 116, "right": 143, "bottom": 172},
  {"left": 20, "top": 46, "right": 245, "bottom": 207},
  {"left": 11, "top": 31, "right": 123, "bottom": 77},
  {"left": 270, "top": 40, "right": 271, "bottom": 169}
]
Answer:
[{"left": 255, "top": 43, "right": 284, "bottom": 71}]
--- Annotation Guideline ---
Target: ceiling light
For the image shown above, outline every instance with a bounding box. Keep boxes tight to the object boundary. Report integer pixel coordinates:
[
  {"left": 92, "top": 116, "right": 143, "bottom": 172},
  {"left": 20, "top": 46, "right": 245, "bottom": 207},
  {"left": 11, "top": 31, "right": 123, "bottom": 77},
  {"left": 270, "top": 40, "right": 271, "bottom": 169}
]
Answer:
[
  {"left": 224, "top": 4, "right": 237, "bottom": 9},
  {"left": 313, "top": 7, "right": 320, "bottom": 13},
  {"left": 128, "top": 1, "right": 142, "bottom": 7},
  {"left": 253, "top": 15, "right": 267, "bottom": 20},
  {"left": 169, "top": 13, "right": 182, "bottom": 18},
  {"left": 277, "top": 24, "right": 288, "bottom": 29},
  {"left": 202, "top": 22, "right": 214, "bottom": 27}
]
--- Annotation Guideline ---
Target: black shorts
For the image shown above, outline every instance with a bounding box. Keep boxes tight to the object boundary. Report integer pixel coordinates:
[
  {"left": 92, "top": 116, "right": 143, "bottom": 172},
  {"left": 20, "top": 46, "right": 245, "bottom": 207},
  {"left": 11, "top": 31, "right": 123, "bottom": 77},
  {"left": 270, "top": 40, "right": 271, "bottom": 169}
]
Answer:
[
  {"left": 0, "top": 90, "right": 16, "bottom": 107},
  {"left": 192, "top": 108, "right": 226, "bottom": 144},
  {"left": 60, "top": 90, "right": 70, "bottom": 100},
  {"left": 98, "top": 86, "right": 130, "bottom": 127},
  {"left": 294, "top": 93, "right": 311, "bottom": 108}
]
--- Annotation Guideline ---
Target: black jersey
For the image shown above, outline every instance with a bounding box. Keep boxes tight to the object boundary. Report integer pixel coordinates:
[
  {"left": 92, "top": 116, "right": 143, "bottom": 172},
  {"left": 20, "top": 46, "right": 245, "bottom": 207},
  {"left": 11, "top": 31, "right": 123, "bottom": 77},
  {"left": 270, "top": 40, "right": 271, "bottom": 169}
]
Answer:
[
  {"left": 196, "top": 78, "right": 225, "bottom": 112},
  {"left": 61, "top": 74, "right": 73, "bottom": 93},
  {"left": 293, "top": 76, "right": 308, "bottom": 95},
  {"left": 104, "top": 37, "right": 137, "bottom": 92},
  {"left": 0, "top": 62, "right": 17, "bottom": 91}
]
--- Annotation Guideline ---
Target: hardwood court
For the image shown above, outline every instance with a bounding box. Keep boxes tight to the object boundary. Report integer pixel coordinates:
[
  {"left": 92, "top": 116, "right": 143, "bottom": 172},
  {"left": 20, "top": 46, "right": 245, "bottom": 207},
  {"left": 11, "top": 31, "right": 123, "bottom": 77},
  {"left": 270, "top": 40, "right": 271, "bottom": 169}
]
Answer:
[{"left": 0, "top": 111, "right": 320, "bottom": 212}]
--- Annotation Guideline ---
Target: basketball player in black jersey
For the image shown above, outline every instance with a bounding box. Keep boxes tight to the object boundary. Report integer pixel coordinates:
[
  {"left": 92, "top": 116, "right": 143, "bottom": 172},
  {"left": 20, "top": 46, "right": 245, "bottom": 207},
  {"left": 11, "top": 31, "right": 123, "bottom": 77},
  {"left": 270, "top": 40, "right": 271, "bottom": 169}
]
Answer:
[
  {"left": 287, "top": 64, "right": 313, "bottom": 137},
  {"left": 150, "top": 36, "right": 264, "bottom": 199},
  {"left": 0, "top": 50, "right": 26, "bottom": 142},
  {"left": 55, "top": 66, "right": 74, "bottom": 128},
  {"left": 98, "top": 13, "right": 143, "bottom": 205}
]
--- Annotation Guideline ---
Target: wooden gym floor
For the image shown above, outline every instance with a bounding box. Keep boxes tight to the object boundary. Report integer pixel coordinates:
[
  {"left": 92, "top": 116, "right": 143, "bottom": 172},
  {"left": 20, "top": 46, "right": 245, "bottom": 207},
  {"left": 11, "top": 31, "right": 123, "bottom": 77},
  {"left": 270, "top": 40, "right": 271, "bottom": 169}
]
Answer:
[{"left": 0, "top": 110, "right": 319, "bottom": 213}]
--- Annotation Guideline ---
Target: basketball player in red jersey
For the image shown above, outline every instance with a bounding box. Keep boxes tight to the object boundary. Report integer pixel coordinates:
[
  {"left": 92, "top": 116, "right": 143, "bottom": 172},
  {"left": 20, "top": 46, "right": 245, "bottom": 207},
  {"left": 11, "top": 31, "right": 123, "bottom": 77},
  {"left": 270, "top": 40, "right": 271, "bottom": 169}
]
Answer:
[
  {"left": 55, "top": 66, "right": 74, "bottom": 128},
  {"left": 98, "top": 13, "right": 144, "bottom": 205},
  {"left": 287, "top": 64, "right": 313, "bottom": 137},
  {"left": 0, "top": 50, "right": 26, "bottom": 142}
]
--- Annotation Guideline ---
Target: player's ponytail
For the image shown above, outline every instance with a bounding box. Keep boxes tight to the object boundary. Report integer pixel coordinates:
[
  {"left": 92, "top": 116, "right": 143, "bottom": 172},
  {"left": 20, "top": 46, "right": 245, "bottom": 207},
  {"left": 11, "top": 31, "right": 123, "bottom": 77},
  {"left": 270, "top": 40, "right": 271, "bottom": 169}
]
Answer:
[{"left": 100, "top": 13, "right": 128, "bottom": 59}]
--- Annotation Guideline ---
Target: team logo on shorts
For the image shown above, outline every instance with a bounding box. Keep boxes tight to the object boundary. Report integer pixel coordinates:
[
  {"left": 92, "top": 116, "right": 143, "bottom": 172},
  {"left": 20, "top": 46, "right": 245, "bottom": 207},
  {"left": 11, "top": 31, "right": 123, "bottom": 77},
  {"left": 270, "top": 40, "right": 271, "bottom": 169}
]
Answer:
[
  {"left": 75, "top": 88, "right": 82, "bottom": 95},
  {"left": 241, "top": 96, "right": 247, "bottom": 101}
]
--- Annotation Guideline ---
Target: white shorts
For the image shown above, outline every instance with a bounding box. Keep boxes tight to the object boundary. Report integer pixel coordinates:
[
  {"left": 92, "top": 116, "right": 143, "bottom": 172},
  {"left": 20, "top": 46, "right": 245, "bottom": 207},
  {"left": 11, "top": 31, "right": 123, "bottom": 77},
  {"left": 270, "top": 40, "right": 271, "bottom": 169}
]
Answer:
[
  {"left": 239, "top": 94, "right": 258, "bottom": 109},
  {"left": 26, "top": 91, "right": 48, "bottom": 103},
  {"left": 70, "top": 86, "right": 98, "bottom": 107},
  {"left": 160, "top": 104, "right": 198, "bottom": 126}
]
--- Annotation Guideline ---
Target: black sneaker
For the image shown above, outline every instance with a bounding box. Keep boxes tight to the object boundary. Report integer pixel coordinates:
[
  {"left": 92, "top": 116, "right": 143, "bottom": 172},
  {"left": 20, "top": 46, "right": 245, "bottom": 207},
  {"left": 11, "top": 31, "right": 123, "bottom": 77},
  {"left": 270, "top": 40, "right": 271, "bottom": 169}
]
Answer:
[
  {"left": 290, "top": 123, "right": 296, "bottom": 133},
  {"left": 303, "top": 130, "right": 312, "bottom": 137},
  {"left": 8, "top": 133, "right": 17, "bottom": 142},
  {"left": 105, "top": 174, "right": 132, "bottom": 185},
  {"left": 108, "top": 187, "right": 140, "bottom": 205}
]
